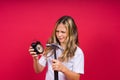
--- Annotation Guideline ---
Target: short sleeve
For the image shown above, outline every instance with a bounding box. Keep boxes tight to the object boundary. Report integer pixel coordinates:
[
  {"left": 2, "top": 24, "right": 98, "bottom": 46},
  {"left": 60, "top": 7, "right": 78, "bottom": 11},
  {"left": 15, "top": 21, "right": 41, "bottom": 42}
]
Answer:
[
  {"left": 73, "top": 47, "right": 84, "bottom": 74},
  {"left": 39, "top": 56, "right": 47, "bottom": 67}
]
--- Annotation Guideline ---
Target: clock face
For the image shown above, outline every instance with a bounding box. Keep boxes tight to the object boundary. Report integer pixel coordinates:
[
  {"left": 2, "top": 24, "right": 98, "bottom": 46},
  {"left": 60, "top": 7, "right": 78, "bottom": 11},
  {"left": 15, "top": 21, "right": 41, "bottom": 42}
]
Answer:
[{"left": 36, "top": 44, "right": 43, "bottom": 53}]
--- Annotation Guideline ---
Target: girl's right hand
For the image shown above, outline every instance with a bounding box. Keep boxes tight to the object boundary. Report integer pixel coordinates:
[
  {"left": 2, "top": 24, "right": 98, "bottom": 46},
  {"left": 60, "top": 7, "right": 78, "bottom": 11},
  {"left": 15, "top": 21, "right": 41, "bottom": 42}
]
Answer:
[{"left": 29, "top": 46, "right": 39, "bottom": 60}]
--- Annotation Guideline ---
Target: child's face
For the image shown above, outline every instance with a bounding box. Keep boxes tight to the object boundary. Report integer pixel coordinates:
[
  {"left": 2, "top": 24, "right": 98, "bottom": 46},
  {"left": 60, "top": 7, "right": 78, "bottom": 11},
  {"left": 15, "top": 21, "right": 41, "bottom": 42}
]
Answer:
[{"left": 55, "top": 23, "right": 68, "bottom": 44}]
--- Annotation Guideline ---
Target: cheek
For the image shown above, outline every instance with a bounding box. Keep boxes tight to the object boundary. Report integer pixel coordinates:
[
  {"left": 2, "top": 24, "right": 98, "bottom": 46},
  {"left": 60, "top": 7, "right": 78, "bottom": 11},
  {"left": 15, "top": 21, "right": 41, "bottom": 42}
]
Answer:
[
  {"left": 64, "top": 33, "right": 68, "bottom": 38},
  {"left": 64, "top": 34, "right": 68, "bottom": 41},
  {"left": 65, "top": 34, "right": 69, "bottom": 41},
  {"left": 55, "top": 33, "right": 58, "bottom": 37},
  {"left": 65, "top": 35, "right": 67, "bottom": 39}
]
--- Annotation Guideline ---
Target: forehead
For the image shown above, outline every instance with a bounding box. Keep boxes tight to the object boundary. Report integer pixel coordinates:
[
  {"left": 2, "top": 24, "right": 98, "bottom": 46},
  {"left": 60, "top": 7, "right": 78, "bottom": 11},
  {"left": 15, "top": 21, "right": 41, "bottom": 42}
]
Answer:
[{"left": 56, "top": 23, "right": 67, "bottom": 31}]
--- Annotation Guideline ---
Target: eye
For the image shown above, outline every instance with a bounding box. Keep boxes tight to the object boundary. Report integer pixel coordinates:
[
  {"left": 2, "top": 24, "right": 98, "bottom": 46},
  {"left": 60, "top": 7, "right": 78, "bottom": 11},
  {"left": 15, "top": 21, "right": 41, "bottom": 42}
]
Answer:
[{"left": 61, "top": 31, "right": 65, "bottom": 33}]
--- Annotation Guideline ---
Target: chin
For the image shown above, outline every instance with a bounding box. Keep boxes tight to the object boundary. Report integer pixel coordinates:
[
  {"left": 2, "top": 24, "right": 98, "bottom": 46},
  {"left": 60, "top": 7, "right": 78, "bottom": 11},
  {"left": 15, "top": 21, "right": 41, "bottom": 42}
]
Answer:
[
  {"left": 59, "top": 39, "right": 65, "bottom": 43},
  {"left": 59, "top": 41, "right": 65, "bottom": 43}
]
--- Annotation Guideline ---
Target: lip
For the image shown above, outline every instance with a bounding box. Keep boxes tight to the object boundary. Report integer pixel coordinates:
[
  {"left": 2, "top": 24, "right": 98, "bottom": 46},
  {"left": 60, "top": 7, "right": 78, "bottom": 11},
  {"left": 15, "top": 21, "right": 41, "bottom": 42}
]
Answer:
[
  {"left": 58, "top": 37, "right": 63, "bottom": 39},
  {"left": 58, "top": 38, "right": 63, "bottom": 40}
]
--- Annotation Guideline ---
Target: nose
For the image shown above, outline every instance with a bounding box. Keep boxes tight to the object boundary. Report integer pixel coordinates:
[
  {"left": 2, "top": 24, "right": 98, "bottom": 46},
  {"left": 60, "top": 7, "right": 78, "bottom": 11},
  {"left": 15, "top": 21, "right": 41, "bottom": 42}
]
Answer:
[{"left": 58, "top": 32, "right": 62, "bottom": 37}]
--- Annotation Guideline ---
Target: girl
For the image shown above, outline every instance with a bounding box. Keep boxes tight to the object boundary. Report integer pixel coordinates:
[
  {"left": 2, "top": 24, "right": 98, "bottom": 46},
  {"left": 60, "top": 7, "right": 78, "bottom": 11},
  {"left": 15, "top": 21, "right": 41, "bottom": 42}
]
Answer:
[{"left": 29, "top": 16, "right": 84, "bottom": 80}]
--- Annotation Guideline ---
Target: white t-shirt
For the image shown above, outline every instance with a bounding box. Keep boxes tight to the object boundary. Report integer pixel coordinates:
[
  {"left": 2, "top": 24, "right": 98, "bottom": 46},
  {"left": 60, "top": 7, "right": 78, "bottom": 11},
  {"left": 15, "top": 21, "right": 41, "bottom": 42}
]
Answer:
[{"left": 39, "top": 46, "right": 84, "bottom": 80}]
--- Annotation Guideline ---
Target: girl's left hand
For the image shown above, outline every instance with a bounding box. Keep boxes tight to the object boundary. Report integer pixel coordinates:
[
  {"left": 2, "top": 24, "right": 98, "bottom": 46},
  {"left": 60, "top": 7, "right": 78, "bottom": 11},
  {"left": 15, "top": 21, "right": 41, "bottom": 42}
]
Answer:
[{"left": 52, "top": 59, "right": 66, "bottom": 72}]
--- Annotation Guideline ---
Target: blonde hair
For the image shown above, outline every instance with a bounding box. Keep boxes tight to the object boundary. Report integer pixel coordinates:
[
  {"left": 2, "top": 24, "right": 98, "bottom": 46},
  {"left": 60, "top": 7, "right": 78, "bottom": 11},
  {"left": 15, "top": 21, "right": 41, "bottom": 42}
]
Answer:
[{"left": 45, "top": 16, "right": 79, "bottom": 62}]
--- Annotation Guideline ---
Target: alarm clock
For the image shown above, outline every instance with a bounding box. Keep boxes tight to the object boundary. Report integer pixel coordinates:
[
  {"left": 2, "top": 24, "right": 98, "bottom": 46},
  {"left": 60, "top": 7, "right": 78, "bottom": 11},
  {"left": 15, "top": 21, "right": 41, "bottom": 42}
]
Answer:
[{"left": 31, "top": 41, "right": 44, "bottom": 54}]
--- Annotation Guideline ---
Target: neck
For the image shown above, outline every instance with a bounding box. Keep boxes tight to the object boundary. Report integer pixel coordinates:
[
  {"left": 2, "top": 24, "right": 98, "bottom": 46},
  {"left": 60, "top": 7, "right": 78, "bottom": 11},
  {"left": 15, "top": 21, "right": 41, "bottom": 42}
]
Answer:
[{"left": 60, "top": 43, "right": 66, "bottom": 50}]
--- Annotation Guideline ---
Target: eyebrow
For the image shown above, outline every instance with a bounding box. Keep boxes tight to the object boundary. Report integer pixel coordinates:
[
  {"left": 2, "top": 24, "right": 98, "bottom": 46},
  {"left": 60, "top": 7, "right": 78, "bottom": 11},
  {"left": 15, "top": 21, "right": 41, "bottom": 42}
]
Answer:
[{"left": 56, "top": 29, "right": 66, "bottom": 32}]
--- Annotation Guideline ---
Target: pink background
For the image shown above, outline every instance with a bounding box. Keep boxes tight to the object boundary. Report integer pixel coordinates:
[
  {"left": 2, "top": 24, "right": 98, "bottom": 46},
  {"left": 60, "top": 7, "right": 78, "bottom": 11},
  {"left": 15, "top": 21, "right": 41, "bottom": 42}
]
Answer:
[{"left": 0, "top": 0, "right": 120, "bottom": 80}]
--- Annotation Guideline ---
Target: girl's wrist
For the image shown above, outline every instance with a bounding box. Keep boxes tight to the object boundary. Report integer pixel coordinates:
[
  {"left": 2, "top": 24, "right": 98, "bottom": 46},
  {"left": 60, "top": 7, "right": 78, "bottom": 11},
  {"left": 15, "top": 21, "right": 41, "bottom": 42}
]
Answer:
[
  {"left": 61, "top": 66, "right": 68, "bottom": 73},
  {"left": 33, "top": 57, "right": 39, "bottom": 62}
]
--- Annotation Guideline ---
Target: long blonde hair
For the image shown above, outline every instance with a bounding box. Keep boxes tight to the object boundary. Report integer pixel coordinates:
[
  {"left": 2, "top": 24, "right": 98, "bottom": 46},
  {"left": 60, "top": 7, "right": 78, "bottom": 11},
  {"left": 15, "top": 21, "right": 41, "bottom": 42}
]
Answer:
[{"left": 45, "top": 16, "right": 79, "bottom": 62}]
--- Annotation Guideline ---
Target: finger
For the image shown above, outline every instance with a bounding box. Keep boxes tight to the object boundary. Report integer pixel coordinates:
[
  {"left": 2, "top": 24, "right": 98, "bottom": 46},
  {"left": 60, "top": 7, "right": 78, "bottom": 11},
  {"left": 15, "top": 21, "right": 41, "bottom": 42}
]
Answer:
[
  {"left": 30, "top": 52, "right": 36, "bottom": 55},
  {"left": 52, "top": 59, "right": 57, "bottom": 63},
  {"left": 52, "top": 63, "right": 56, "bottom": 66},
  {"left": 39, "top": 54, "right": 43, "bottom": 56},
  {"left": 52, "top": 65, "right": 56, "bottom": 69},
  {"left": 52, "top": 65, "right": 59, "bottom": 71},
  {"left": 29, "top": 46, "right": 33, "bottom": 49},
  {"left": 52, "top": 62, "right": 59, "bottom": 69},
  {"left": 29, "top": 49, "right": 34, "bottom": 52},
  {"left": 32, "top": 54, "right": 38, "bottom": 57}
]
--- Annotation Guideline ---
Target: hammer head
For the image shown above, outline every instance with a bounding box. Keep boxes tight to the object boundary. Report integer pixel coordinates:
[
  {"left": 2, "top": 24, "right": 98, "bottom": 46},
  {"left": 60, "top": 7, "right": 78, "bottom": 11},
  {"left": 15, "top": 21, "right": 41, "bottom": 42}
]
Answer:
[{"left": 46, "top": 43, "right": 64, "bottom": 51}]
